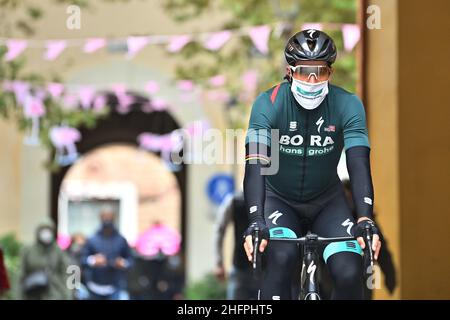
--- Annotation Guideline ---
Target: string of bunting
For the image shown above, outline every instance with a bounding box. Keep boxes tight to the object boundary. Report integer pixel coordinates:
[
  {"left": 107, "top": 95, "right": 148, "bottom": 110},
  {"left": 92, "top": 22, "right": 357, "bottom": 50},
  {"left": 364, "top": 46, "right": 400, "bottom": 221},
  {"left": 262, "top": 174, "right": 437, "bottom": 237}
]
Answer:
[{"left": 1, "top": 22, "right": 361, "bottom": 61}]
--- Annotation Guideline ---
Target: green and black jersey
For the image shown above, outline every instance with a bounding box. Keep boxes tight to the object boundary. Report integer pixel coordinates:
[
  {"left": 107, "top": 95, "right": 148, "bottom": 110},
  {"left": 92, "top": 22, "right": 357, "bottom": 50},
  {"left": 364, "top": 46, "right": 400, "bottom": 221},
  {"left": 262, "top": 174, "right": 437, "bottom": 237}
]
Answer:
[{"left": 246, "top": 81, "right": 370, "bottom": 202}]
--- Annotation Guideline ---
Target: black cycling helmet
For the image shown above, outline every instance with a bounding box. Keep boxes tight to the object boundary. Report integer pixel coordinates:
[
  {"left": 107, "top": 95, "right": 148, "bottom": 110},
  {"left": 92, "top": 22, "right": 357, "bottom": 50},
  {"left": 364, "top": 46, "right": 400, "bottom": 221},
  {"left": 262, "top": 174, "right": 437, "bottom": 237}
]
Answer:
[{"left": 284, "top": 29, "right": 337, "bottom": 66}]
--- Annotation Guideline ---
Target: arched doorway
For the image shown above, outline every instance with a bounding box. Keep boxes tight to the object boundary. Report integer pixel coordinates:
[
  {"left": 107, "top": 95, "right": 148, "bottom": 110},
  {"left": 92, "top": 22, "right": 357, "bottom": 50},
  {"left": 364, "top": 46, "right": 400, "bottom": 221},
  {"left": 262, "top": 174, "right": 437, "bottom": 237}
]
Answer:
[{"left": 50, "top": 92, "right": 187, "bottom": 296}]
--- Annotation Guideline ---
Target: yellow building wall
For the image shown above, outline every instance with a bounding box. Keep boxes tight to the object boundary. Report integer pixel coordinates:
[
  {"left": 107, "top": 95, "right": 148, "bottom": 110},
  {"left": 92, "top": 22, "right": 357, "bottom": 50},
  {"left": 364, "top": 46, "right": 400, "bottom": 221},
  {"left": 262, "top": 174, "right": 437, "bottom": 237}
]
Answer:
[
  {"left": 368, "top": 0, "right": 450, "bottom": 299},
  {"left": 397, "top": 0, "right": 450, "bottom": 299}
]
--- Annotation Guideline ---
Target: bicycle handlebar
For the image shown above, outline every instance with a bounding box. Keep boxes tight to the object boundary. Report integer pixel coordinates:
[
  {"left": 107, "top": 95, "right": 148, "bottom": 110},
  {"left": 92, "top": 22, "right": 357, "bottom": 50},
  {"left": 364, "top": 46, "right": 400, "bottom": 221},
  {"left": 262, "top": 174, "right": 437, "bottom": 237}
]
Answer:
[{"left": 269, "top": 235, "right": 355, "bottom": 244}]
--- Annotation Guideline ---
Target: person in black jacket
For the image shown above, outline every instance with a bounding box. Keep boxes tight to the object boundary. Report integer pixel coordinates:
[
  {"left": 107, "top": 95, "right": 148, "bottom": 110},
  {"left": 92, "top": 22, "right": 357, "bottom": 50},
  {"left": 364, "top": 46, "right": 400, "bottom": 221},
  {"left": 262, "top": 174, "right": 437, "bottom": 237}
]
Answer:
[
  {"left": 341, "top": 179, "right": 397, "bottom": 298},
  {"left": 214, "top": 191, "right": 259, "bottom": 300}
]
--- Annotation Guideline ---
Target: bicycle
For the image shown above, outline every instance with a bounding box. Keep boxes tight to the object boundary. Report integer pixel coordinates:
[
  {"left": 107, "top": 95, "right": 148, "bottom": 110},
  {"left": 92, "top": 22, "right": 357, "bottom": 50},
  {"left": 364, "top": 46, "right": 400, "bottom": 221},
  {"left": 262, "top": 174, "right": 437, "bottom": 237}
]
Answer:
[{"left": 252, "top": 225, "right": 374, "bottom": 300}]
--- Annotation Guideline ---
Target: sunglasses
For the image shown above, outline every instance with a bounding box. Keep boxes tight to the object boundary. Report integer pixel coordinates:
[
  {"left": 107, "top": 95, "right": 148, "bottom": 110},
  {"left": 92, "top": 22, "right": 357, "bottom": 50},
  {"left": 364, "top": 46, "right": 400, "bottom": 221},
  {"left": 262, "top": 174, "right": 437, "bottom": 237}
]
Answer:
[{"left": 289, "top": 65, "right": 331, "bottom": 81}]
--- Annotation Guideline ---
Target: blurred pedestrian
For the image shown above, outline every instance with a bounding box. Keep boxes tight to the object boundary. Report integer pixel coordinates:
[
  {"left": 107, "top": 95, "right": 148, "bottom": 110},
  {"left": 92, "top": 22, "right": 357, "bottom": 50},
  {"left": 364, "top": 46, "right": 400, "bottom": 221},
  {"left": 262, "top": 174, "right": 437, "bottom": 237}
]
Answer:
[
  {"left": 319, "top": 180, "right": 397, "bottom": 299},
  {"left": 20, "top": 219, "right": 71, "bottom": 300},
  {"left": 214, "top": 191, "right": 258, "bottom": 300},
  {"left": 342, "top": 179, "right": 397, "bottom": 298},
  {"left": 81, "top": 210, "right": 133, "bottom": 300}
]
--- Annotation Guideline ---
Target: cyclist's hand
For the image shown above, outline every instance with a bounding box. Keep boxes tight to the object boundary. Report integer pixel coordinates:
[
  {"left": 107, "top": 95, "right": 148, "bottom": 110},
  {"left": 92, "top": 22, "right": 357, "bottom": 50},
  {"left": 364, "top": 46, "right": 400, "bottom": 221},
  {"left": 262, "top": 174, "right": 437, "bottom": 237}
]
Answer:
[
  {"left": 214, "top": 265, "right": 226, "bottom": 282},
  {"left": 243, "top": 221, "right": 269, "bottom": 262},
  {"left": 355, "top": 217, "right": 381, "bottom": 260}
]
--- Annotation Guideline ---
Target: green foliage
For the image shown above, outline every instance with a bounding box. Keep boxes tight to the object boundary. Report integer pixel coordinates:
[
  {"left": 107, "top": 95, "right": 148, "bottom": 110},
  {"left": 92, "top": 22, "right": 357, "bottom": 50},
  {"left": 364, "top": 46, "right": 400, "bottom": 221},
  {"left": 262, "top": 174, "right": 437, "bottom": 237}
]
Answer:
[
  {"left": 0, "top": 0, "right": 118, "bottom": 171},
  {"left": 0, "top": 233, "right": 23, "bottom": 300},
  {"left": 163, "top": 0, "right": 359, "bottom": 128},
  {"left": 184, "top": 273, "right": 227, "bottom": 300}
]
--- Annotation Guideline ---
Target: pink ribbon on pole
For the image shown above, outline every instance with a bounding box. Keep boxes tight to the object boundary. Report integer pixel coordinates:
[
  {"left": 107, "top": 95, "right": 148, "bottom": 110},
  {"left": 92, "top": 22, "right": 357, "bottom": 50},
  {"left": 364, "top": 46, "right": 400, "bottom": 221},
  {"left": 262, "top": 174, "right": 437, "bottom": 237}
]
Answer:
[
  {"left": 342, "top": 24, "right": 361, "bottom": 52},
  {"left": 49, "top": 126, "right": 81, "bottom": 166},
  {"left": 138, "top": 132, "right": 182, "bottom": 157},
  {"left": 83, "top": 38, "right": 106, "bottom": 53},
  {"left": 248, "top": 25, "right": 271, "bottom": 55},
  {"left": 44, "top": 40, "right": 67, "bottom": 60},
  {"left": 24, "top": 95, "right": 46, "bottom": 145},
  {"left": 166, "top": 35, "right": 192, "bottom": 53},
  {"left": 203, "top": 30, "right": 232, "bottom": 51},
  {"left": 126, "top": 36, "right": 149, "bottom": 59},
  {"left": 24, "top": 95, "right": 45, "bottom": 118},
  {"left": 4, "top": 39, "right": 27, "bottom": 61}
]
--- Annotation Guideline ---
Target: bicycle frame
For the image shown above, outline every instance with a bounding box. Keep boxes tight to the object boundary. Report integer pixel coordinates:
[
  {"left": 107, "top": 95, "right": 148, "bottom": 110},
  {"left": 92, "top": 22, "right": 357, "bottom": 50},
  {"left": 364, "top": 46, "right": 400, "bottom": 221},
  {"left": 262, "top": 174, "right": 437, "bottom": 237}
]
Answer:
[{"left": 271, "top": 232, "right": 355, "bottom": 300}]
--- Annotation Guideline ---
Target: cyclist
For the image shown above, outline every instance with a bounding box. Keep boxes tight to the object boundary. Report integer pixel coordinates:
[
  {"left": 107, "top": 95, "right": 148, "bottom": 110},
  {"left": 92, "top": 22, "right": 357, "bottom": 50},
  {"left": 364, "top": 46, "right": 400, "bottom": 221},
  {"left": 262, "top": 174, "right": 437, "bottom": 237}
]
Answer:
[{"left": 243, "top": 29, "right": 381, "bottom": 300}]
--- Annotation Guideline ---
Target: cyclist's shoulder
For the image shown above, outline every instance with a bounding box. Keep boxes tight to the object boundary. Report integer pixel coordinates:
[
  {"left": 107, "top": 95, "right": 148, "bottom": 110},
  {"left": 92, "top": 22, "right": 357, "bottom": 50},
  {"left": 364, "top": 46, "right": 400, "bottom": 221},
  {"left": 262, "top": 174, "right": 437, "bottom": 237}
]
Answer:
[
  {"left": 328, "top": 84, "right": 364, "bottom": 112},
  {"left": 255, "top": 81, "right": 290, "bottom": 105}
]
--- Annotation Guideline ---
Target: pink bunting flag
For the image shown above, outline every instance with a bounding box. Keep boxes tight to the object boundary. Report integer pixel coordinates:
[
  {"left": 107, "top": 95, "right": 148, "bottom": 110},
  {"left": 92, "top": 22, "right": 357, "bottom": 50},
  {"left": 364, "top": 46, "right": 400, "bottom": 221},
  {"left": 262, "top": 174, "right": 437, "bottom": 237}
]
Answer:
[
  {"left": 208, "top": 75, "right": 226, "bottom": 87},
  {"left": 166, "top": 35, "right": 192, "bottom": 53},
  {"left": 83, "top": 38, "right": 106, "bottom": 53},
  {"left": 78, "top": 86, "right": 95, "bottom": 109},
  {"left": 203, "top": 30, "right": 232, "bottom": 51},
  {"left": 342, "top": 24, "right": 361, "bottom": 52},
  {"left": 151, "top": 98, "right": 168, "bottom": 111},
  {"left": 93, "top": 95, "right": 107, "bottom": 113},
  {"left": 4, "top": 39, "right": 27, "bottom": 61},
  {"left": 126, "top": 36, "right": 149, "bottom": 59},
  {"left": 116, "top": 94, "right": 135, "bottom": 114},
  {"left": 302, "top": 23, "right": 323, "bottom": 31},
  {"left": 144, "top": 81, "right": 160, "bottom": 95},
  {"left": 47, "top": 83, "right": 65, "bottom": 99},
  {"left": 177, "top": 80, "right": 194, "bottom": 91},
  {"left": 248, "top": 25, "right": 271, "bottom": 55},
  {"left": 44, "top": 40, "right": 67, "bottom": 61}
]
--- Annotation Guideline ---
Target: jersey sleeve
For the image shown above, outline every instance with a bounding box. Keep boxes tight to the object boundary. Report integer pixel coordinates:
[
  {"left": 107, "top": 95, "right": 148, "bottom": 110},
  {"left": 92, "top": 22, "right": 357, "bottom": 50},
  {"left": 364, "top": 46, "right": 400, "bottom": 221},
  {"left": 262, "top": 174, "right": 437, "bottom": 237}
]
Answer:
[
  {"left": 342, "top": 94, "right": 370, "bottom": 150},
  {"left": 245, "top": 92, "right": 277, "bottom": 146}
]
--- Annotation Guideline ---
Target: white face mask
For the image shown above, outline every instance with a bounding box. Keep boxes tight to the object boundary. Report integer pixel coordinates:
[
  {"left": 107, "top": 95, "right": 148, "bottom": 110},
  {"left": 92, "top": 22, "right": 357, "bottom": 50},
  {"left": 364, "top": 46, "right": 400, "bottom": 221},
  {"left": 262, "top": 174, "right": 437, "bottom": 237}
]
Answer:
[
  {"left": 290, "top": 78, "right": 329, "bottom": 110},
  {"left": 38, "top": 228, "right": 54, "bottom": 245}
]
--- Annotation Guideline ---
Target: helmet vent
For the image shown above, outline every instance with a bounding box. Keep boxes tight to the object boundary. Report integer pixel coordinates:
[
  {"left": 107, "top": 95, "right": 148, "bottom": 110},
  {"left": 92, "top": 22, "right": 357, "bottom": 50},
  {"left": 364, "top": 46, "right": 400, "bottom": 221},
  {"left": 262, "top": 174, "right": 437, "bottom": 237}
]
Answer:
[{"left": 307, "top": 39, "right": 316, "bottom": 51}]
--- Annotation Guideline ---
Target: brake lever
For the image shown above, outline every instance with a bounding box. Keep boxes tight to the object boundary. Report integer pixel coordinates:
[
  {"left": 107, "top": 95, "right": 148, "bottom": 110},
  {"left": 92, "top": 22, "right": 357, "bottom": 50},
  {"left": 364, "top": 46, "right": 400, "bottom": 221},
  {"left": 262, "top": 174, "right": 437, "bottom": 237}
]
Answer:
[
  {"left": 364, "top": 225, "right": 374, "bottom": 270},
  {"left": 252, "top": 228, "right": 262, "bottom": 279}
]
